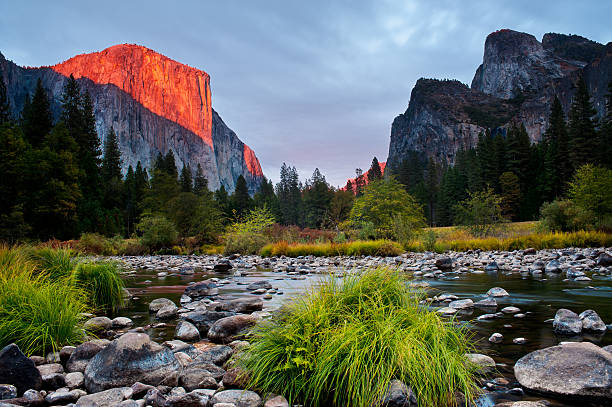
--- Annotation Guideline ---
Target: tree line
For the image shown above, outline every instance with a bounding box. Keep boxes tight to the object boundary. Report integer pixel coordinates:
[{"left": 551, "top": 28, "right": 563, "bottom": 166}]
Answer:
[{"left": 388, "top": 77, "right": 612, "bottom": 226}]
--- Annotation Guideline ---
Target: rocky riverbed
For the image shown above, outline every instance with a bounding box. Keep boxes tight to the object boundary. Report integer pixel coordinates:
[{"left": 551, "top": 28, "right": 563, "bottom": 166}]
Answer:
[{"left": 0, "top": 247, "right": 611, "bottom": 407}]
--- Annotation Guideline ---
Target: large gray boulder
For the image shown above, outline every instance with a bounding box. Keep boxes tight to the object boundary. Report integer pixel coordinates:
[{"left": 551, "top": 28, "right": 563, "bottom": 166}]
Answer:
[
  {"left": 84, "top": 333, "right": 180, "bottom": 393},
  {"left": 184, "top": 281, "right": 219, "bottom": 300},
  {"left": 0, "top": 344, "right": 42, "bottom": 395},
  {"left": 207, "top": 315, "right": 258, "bottom": 343},
  {"left": 209, "top": 389, "right": 262, "bottom": 407},
  {"left": 67, "top": 341, "right": 104, "bottom": 373},
  {"left": 579, "top": 309, "right": 607, "bottom": 333},
  {"left": 514, "top": 342, "right": 612, "bottom": 401},
  {"left": 553, "top": 309, "right": 582, "bottom": 335}
]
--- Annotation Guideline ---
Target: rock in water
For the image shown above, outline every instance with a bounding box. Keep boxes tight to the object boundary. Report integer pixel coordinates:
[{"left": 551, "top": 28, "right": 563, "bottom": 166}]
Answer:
[
  {"left": 0, "top": 344, "right": 42, "bottom": 395},
  {"left": 208, "top": 315, "right": 258, "bottom": 344},
  {"left": 209, "top": 390, "right": 262, "bottom": 407},
  {"left": 486, "top": 287, "right": 509, "bottom": 297},
  {"left": 514, "top": 342, "right": 612, "bottom": 400},
  {"left": 448, "top": 299, "right": 474, "bottom": 309},
  {"left": 84, "top": 333, "right": 180, "bottom": 393},
  {"left": 553, "top": 309, "right": 582, "bottom": 335},
  {"left": 435, "top": 257, "right": 453, "bottom": 271},
  {"left": 246, "top": 280, "right": 272, "bottom": 291},
  {"left": 183, "top": 281, "right": 218, "bottom": 299},
  {"left": 175, "top": 320, "right": 200, "bottom": 341},
  {"left": 579, "top": 309, "right": 607, "bottom": 333},
  {"left": 75, "top": 387, "right": 133, "bottom": 406}
]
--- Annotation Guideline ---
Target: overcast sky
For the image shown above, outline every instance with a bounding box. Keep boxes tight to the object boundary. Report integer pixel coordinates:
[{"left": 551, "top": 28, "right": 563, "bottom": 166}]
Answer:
[{"left": 2, "top": 0, "right": 611, "bottom": 186}]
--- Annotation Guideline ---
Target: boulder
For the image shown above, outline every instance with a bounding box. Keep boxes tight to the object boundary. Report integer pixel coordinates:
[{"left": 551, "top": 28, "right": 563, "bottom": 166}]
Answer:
[
  {"left": 435, "top": 257, "right": 452, "bottom": 271},
  {"left": 165, "top": 389, "right": 212, "bottom": 406},
  {"left": 474, "top": 297, "right": 497, "bottom": 307},
  {"left": 0, "top": 384, "right": 17, "bottom": 400},
  {"left": 175, "top": 320, "right": 200, "bottom": 341},
  {"left": 466, "top": 353, "right": 496, "bottom": 373},
  {"left": 579, "top": 309, "right": 607, "bottom": 333},
  {"left": 486, "top": 287, "right": 509, "bottom": 297},
  {"left": 544, "top": 259, "right": 562, "bottom": 273},
  {"left": 264, "top": 395, "right": 289, "bottom": 407},
  {"left": 488, "top": 333, "right": 503, "bottom": 343},
  {"left": 112, "top": 317, "right": 134, "bottom": 329},
  {"left": 184, "top": 281, "right": 219, "bottom": 299},
  {"left": 596, "top": 253, "right": 612, "bottom": 267},
  {"left": 181, "top": 310, "right": 236, "bottom": 336},
  {"left": 209, "top": 390, "right": 262, "bottom": 407},
  {"left": 448, "top": 299, "right": 473, "bottom": 309},
  {"left": 246, "top": 280, "right": 272, "bottom": 291},
  {"left": 84, "top": 317, "right": 112, "bottom": 333},
  {"left": 380, "top": 379, "right": 417, "bottom": 407},
  {"left": 149, "top": 298, "right": 175, "bottom": 313},
  {"left": 67, "top": 341, "right": 104, "bottom": 373},
  {"left": 156, "top": 304, "right": 178, "bottom": 320},
  {"left": 66, "top": 371, "right": 85, "bottom": 389},
  {"left": 84, "top": 333, "right": 180, "bottom": 393},
  {"left": 208, "top": 315, "right": 258, "bottom": 344},
  {"left": 218, "top": 298, "right": 264, "bottom": 313},
  {"left": 178, "top": 368, "right": 218, "bottom": 391},
  {"left": 214, "top": 260, "right": 233, "bottom": 272},
  {"left": 222, "top": 367, "right": 249, "bottom": 389},
  {"left": 0, "top": 344, "right": 42, "bottom": 395},
  {"left": 514, "top": 342, "right": 612, "bottom": 400},
  {"left": 193, "top": 345, "right": 233, "bottom": 365},
  {"left": 553, "top": 309, "right": 582, "bottom": 335},
  {"left": 485, "top": 262, "right": 499, "bottom": 272},
  {"left": 76, "top": 387, "right": 133, "bottom": 407},
  {"left": 45, "top": 389, "right": 85, "bottom": 405}
]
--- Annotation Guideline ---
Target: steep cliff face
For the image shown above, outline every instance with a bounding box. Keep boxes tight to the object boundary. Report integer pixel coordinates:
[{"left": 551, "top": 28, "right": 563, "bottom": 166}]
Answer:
[
  {"left": 0, "top": 45, "right": 263, "bottom": 193},
  {"left": 388, "top": 29, "right": 611, "bottom": 171}
]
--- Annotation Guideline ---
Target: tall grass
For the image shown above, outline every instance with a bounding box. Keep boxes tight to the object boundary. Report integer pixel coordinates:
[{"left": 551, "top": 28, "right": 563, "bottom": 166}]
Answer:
[
  {"left": 405, "top": 230, "right": 612, "bottom": 253},
  {"left": 237, "top": 268, "right": 478, "bottom": 407},
  {"left": 260, "top": 239, "right": 402, "bottom": 257},
  {"left": 0, "top": 245, "right": 88, "bottom": 355},
  {"left": 72, "top": 261, "right": 125, "bottom": 313},
  {"left": 24, "top": 246, "right": 76, "bottom": 280}
]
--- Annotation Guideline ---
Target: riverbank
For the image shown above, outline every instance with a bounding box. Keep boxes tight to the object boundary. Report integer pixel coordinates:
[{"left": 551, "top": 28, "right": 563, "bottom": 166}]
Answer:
[{"left": 0, "top": 247, "right": 611, "bottom": 406}]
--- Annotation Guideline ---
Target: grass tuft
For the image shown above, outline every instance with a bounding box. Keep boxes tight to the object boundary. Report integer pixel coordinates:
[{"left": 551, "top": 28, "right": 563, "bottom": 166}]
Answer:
[
  {"left": 72, "top": 261, "right": 126, "bottom": 313},
  {"left": 237, "top": 268, "right": 478, "bottom": 407}
]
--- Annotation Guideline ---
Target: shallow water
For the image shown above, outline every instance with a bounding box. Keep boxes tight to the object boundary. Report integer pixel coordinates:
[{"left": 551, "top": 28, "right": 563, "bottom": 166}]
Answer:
[{"left": 117, "top": 263, "right": 612, "bottom": 407}]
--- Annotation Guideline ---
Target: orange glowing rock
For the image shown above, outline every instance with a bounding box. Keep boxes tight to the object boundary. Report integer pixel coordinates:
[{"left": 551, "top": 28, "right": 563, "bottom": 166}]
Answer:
[
  {"left": 243, "top": 144, "right": 264, "bottom": 177},
  {"left": 52, "top": 44, "right": 213, "bottom": 147},
  {"left": 343, "top": 161, "right": 386, "bottom": 193}
]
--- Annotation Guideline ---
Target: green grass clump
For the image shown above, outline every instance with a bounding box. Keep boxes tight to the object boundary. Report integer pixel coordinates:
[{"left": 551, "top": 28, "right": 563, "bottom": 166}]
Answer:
[
  {"left": 72, "top": 261, "right": 125, "bottom": 313},
  {"left": 259, "top": 240, "right": 402, "bottom": 257},
  {"left": 237, "top": 268, "right": 478, "bottom": 407},
  {"left": 0, "top": 246, "right": 88, "bottom": 355},
  {"left": 24, "top": 246, "right": 76, "bottom": 280}
]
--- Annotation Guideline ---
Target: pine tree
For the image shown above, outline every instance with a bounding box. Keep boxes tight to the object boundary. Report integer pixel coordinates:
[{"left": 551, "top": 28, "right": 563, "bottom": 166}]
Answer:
[
  {"left": 0, "top": 125, "right": 29, "bottom": 240},
  {"left": 193, "top": 164, "right": 209, "bottom": 195},
  {"left": 568, "top": 76, "right": 598, "bottom": 168},
  {"left": 253, "top": 176, "right": 279, "bottom": 217},
  {"left": 179, "top": 164, "right": 193, "bottom": 193},
  {"left": 367, "top": 157, "right": 383, "bottom": 181},
  {"left": 214, "top": 185, "right": 230, "bottom": 220},
  {"left": 0, "top": 72, "right": 10, "bottom": 124},
  {"left": 163, "top": 150, "right": 178, "bottom": 180},
  {"left": 542, "top": 97, "right": 570, "bottom": 199},
  {"left": 499, "top": 171, "right": 520, "bottom": 220},
  {"left": 134, "top": 161, "right": 149, "bottom": 209},
  {"left": 345, "top": 179, "right": 354, "bottom": 194},
  {"left": 101, "top": 128, "right": 122, "bottom": 182},
  {"left": 303, "top": 168, "right": 333, "bottom": 228},
  {"left": 22, "top": 79, "right": 53, "bottom": 146},
  {"left": 506, "top": 124, "right": 530, "bottom": 190},
  {"left": 123, "top": 165, "right": 136, "bottom": 236},
  {"left": 276, "top": 163, "right": 302, "bottom": 225},
  {"left": 598, "top": 82, "right": 612, "bottom": 168},
  {"left": 231, "top": 175, "right": 252, "bottom": 217},
  {"left": 354, "top": 168, "right": 365, "bottom": 196}
]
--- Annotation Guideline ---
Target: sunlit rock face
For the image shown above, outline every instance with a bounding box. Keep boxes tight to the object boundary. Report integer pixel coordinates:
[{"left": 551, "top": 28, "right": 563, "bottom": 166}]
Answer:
[
  {"left": 387, "top": 29, "right": 611, "bottom": 170},
  {"left": 0, "top": 44, "right": 263, "bottom": 193}
]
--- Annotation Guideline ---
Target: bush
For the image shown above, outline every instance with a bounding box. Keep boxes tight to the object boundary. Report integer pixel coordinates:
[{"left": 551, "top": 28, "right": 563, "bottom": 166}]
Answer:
[
  {"left": 237, "top": 268, "right": 478, "bottom": 407},
  {"left": 0, "top": 246, "right": 88, "bottom": 355},
  {"left": 72, "top": 261, "right": 125, "bottom": 313},
  {"left": 540, "top": 199, "right": 594, "bottom": 231},
  {"left": 136, "top": 215, "right": 178, "bottom": 250},
  {"left": 568, "top": 164, "right": 612, "bottom": 229},
  {"left": 349, "top": 178, "right": 425, "bottom": 239},
  {"left": 455, "top": 188, "right": 506, "bottom": 237},
  {"left": 77, "top": 232, "right": 108, "bottom": 254},
  {"left": 224, "top": 207, "right": 275, "bottom": 255},
  {"left": 422, "top": 230, "right": 437, "bottom": 252}
]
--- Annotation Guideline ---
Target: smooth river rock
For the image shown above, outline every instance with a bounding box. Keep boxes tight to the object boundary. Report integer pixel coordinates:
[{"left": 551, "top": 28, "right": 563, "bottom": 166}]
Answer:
[
  {"left": 514, "top": 342, "right": 612, "bottom": 400},
  {"left": 207, "top": 315, "right": 258, "bottom": 344},
  {"left": 84, "top": 333, "right": 180, "bottom": 392},
  {"left": 0, "top": 344, "right": 42, "bottom": 395},
  {"left": 552, "top": 309, "right": 582, "bottom": 335}
]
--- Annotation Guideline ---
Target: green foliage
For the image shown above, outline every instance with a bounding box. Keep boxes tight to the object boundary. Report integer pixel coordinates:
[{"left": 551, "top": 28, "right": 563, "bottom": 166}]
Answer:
[
  {"left": 302, "top": 168, "right": 333, "bottom": 228},
  {"left": 540, "top": 199, "right": 594, "bottom": 232},
  {"left": 230, "top": 175, "right": 252, "bottom": 217},
  {"left": 276, "top": 163, "right": 302, "bottom": 225},
  {"left": 422, "top": 230, "right": 437, "bottom": 252},
  {"left": 499, "top": 171, "right": 520, "bottom": 220},
  {"left": 366, "top": 156, "right": 383, "bottom": 181},
  {"left": 224, "top": 207, "right": 276, "bottom": 254},
  {"left": 0, "top": 246, "right": 88, "bottom": 355},
  {"left": 455, "top": 188, "right": 506, "bottom": 237},
  {"left": 349, "top": 178, "right": 425, "bottom": 239},
  {"left": 25, "top": 246, "right": 76, "bottom": 281},
  {"left": 568, "top": 77, "right": 598, "bottom": 168},
  {"left": 568, "top": 164, "right": 612, "bottom": 229},
  {"left": 237, "top": 268, "right": 478, "bottom": 407},
  {"left": 72, "top": 261, "right": 125, "bottom": 312},
  {"left": 136, "top": 215, "right": 178, "bottom": 250}
]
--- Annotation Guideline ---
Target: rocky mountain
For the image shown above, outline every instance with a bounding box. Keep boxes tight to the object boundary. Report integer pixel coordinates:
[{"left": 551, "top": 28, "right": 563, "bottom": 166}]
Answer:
[
  {"left": 387, "top": 30, "right": 612, "bottom": 169},
  {"left": 0, "top": 44, "right": 263, "bottom": 193},
  {"left": 342, "top": 161, "right": 386, "bottom": 193}
]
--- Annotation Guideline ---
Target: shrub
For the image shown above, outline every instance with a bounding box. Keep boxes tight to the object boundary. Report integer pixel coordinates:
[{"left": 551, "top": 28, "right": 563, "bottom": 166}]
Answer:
[
  {"left": 136, "top": 215, "right": 178, "bottom": 250},
  {"left": 540, "top": 199, "right": 594, "bottom": 231},
  {"left": 349, "top": 178, "right": 425, "bottom": 239},
  {"left": 422, "top": 230, "right": 437, "bottom": 252},
  {"left": 224, "top": 207, "right": 275, "bottom": 255},
  {"left": 568, "top": 164, "right": 612, "bottom": 229},
  {"left": 72, "top": 261, "right": 125, "bottom": 313},
  {"left": 455, "top": 188, "right": 506, "bottom": 237},
  {"left": 237, "top": 268, "right": 478, "bottom": 407},
  {"left": 77, "top": 232, "right": 108, "bottom": 254}
]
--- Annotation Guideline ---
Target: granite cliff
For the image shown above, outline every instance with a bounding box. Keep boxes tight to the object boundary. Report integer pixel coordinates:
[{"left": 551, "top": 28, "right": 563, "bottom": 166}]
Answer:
[
  {"left": 387, "top": 30, "right": 612, "bottom": 170},
  {"left": 0, "top": 44, "right": 263, "bottom": 193}
]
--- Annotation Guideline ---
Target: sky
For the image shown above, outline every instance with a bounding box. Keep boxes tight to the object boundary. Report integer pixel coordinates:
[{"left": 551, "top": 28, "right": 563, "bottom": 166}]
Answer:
[{"left": 1, "top": 0, "right": 611, "bottom": 187}]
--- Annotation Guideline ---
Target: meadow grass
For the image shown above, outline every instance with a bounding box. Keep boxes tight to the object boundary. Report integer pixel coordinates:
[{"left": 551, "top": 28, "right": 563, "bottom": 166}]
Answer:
[
  {"left": 405, "top": 230, "right": 611, "bottom": 253},
  {"left": 0, "top": 245, "right": 89, "bottom": 355},
  {"left": 259, "top": 239, "right": 403, "bottom": 257},
  {"left": 72, "top": 261, "right": 126, "bottom": 313},
  {"left": 24, "top": 246, "right": 76, "bottom": 280},
  {"left": 237, "top": 268, "right": 478, "bottom": 407}
]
